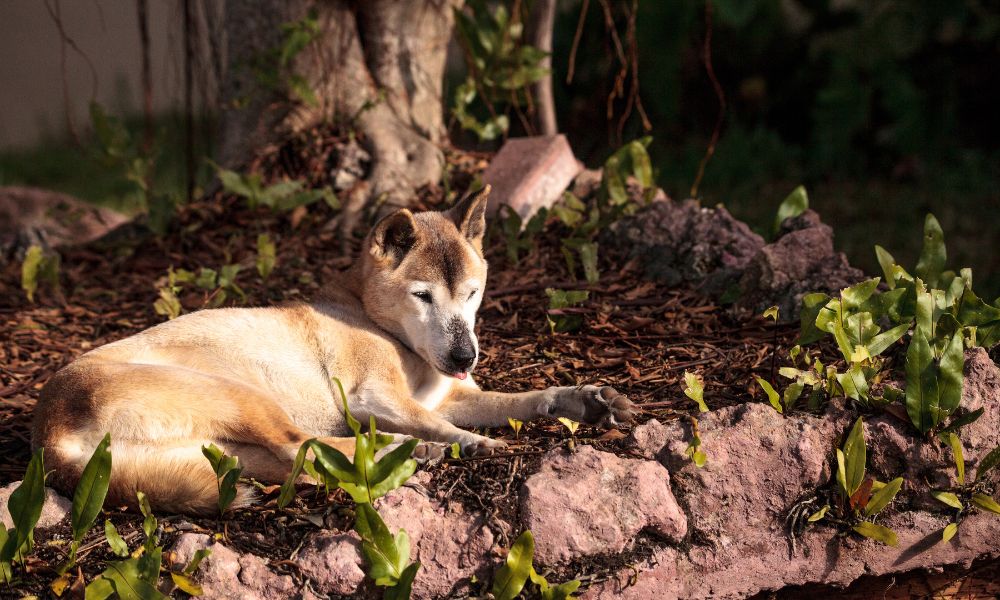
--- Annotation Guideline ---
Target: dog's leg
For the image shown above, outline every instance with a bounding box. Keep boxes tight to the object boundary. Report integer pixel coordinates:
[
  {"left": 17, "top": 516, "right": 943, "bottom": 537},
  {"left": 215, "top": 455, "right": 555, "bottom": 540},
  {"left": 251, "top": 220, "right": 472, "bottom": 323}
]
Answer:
[
  {"left": 436, "top": 384, "right": 637, "bottom": 428},
  {"left": 350, "top": 384, "right": 507, "bottom": 456}
]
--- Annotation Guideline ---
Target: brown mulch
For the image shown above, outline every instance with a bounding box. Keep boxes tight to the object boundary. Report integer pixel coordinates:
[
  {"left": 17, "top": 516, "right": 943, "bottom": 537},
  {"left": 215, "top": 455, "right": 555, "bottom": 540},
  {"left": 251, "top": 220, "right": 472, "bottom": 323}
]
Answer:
[{"left": 1, "top": 141, "right": 996, "bottom": 597}]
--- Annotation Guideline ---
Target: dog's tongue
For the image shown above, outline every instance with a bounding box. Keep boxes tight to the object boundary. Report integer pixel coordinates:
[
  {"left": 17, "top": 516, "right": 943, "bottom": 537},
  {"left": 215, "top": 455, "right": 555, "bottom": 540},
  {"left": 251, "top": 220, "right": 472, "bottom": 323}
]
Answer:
[{"left": 452, "top": 372, "right": 468, "bottom": 380}]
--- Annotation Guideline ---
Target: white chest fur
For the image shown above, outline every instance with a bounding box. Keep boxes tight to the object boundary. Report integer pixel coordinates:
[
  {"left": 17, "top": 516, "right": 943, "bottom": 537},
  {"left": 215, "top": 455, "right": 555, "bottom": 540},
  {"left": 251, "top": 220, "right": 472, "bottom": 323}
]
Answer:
[{"left": 413, "top": 371, "right": 457, "bottom": 411}]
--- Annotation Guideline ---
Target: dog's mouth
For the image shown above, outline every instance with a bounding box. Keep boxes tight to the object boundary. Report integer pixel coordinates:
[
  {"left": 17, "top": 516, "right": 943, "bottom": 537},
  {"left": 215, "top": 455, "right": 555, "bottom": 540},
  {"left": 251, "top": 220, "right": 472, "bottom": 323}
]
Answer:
[{"left": 451, "top": 371, "right": 468, "bottom": 380}]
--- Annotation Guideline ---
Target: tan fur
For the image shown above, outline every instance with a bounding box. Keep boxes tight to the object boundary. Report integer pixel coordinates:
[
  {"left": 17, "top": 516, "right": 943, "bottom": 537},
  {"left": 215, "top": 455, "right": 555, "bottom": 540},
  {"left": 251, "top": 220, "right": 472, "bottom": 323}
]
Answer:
[{"left": 32, "top": 187, "right": 633, "bottom": 514}]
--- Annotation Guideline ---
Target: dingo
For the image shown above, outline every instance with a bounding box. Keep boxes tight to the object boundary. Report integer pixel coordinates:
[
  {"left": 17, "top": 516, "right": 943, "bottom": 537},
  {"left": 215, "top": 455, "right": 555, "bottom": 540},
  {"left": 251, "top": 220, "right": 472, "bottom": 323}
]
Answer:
[{"left": 32, "top": 187, "right": 635, "bottom": 513}]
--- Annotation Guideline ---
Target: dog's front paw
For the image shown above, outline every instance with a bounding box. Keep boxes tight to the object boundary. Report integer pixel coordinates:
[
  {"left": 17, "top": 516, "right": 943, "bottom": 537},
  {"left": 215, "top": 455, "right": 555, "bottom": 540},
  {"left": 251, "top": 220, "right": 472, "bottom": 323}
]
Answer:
[
  {"left": 540, "top": 385, "right": 636, "bottom": 427},
  {"left": 411, "top": 441, "right": 449, "bottom": 466},
  {"left": 461, "top": 436, "right": 507, "bottom": 457}
]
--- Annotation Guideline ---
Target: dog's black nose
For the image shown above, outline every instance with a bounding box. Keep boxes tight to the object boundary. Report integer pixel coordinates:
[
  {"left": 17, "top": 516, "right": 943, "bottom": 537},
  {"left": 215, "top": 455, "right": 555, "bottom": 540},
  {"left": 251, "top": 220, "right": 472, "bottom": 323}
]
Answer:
[{"left": 449, "top": 346, "right": 476, "bottom": 370}]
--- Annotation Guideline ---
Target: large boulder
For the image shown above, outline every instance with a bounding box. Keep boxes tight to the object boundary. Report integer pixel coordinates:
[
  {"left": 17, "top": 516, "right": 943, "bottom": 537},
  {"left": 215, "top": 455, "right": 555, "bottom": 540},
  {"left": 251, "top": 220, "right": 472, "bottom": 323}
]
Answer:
[
  {"left": 0, "top": 186, "right": 129, "bottom": 259},
  {"left": 606, "top": 201, "right": 865, "bottom": 320},
  {"left": 520, "top": 445, "right": 687, "bottom": 565},
  {"left": 596, "top": 357, "right": 1000, "bottom": 599}
]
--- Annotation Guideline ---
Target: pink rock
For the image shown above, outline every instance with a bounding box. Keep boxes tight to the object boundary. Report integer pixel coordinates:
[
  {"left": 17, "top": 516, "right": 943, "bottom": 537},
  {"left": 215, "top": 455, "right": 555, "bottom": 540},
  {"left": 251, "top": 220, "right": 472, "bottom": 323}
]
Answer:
[
  {"left": 520, "top": 445, "right": 687, "bottom": 565},
  {"left": 170, "top": 533, "right": 303, "bottom": 600},
  {"left": 376, "top": 484, "right": 496, "bottom": 598},
  {"left": 622, "top": 381, "right": 1000, "bottom": 599},
  {"left": 295, "top": 531, "right": 366, "bottom": 596},
  {"left": 868, "top": 348, "right": 1000, "bottom": 510},
  {"left": 582, "top": 548, "right": 682, "bottom": 599},
  {"left": 0, "top": 186, "right": 129, "bottom": 249},
  {"left": 482, "top": 135, "right": 582, "bottom": 223},
  {"left": 0, "top": 482, "right": 70, "bottom": 529}
]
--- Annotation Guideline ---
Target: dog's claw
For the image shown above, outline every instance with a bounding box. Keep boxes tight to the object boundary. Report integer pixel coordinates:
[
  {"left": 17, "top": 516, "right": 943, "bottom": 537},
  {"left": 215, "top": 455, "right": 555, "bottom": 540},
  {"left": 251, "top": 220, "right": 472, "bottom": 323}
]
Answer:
[
  {"left": 462, "top": 437, "right": 507, "bottom": 457},
  {"left": 544, "top": 384, "right": 636, "bottom": 427},
  {"left": 596, "top": 386, "right": 638, "bottom": 426},
  {"left": 411, "top": 441, "right": 448, "bottom": 466}
]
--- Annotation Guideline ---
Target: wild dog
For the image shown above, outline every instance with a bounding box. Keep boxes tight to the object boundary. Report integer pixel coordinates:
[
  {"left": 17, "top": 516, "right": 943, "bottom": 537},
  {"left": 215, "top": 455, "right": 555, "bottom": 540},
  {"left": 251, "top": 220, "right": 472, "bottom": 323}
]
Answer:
[{"left": 32, "top": 187, "right": 635, "bottom": 514}]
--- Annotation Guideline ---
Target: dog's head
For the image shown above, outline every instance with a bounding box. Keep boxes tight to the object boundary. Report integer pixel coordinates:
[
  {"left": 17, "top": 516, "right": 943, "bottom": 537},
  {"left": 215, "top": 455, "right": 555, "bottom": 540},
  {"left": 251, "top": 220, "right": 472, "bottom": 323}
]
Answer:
[{"left": 359, "top": 187, "right": 490, "bottom": 379}]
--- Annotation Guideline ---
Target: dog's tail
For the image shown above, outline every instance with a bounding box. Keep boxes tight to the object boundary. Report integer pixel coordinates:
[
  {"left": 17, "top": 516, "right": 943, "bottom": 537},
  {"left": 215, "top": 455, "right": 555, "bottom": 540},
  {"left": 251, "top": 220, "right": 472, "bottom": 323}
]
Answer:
[{"left": 46, "top": 437, "right": 255, "bottom": 516}]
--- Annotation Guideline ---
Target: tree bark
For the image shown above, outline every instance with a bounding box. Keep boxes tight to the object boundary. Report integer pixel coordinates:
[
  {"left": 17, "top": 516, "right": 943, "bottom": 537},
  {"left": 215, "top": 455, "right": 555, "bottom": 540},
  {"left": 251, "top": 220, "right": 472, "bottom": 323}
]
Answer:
[
  {"left": 218, "top": 0, "right": 462, "bottom": 210},
  {"left": 527, "top": 0, "right": 558, "bottom": 136}
]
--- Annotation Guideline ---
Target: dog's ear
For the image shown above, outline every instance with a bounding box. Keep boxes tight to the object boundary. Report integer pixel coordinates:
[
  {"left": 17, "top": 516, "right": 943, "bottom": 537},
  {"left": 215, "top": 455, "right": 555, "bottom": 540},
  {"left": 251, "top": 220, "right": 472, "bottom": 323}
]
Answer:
[
  {"left": 449, "top": 185, "right": 490, "bottom": 250},
  {"left": 371, "top": 209, "right": 417, "bottom": 263}
]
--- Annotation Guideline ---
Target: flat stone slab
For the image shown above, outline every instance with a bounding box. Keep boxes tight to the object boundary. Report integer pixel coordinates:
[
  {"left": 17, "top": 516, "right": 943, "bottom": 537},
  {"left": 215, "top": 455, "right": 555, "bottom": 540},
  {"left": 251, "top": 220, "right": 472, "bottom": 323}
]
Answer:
[{"left": 482, "top": 135, "right": 582, "bottom": 223}]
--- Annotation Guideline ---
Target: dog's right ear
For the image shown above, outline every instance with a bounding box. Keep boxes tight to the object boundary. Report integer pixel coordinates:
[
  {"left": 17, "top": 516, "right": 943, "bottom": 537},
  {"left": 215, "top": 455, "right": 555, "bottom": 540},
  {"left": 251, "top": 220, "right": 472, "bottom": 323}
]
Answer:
[{"left": 371, "top": 209, "right": 417, "bottom": 264}]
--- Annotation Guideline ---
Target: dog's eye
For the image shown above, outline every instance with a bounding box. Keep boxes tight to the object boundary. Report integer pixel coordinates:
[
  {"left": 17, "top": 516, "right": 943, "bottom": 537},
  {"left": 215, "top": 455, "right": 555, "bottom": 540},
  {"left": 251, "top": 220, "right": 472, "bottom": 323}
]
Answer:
[
  {"left": 412, "top": 291, "right": 432, "bottom": 304},
  {"left": 468, "top": 289, "right": 478, "bottom": 301}
]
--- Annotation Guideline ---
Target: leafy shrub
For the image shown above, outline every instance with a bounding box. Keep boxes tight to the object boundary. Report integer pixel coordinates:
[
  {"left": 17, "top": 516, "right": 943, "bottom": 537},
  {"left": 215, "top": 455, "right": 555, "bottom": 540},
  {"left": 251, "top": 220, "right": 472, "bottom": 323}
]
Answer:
[
  {"left": 154, "top": 264, "right": 247, "bottom": 319},
  {"left": 553, "top": 138, "right": 656, "bottom": 284},
  {"left": 788, "top": 213, "right": 997, "bottom": 438},
  {"left": 452, "top": 0, "right": 548, "bottom": 140}
]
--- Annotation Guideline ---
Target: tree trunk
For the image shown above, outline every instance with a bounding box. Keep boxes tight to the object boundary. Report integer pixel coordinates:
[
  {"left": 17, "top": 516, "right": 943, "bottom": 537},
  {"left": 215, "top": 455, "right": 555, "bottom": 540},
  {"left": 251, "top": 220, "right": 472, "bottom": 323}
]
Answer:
[{"left": 218, "top": 0, "right": 462, "bottom": 211}]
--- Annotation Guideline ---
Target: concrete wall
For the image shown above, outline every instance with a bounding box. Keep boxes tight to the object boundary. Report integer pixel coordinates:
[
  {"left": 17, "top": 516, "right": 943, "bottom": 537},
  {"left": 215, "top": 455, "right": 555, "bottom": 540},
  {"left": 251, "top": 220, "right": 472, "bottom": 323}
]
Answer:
[{"left": 0, "top": 0, "right": 218, "bottom": 149}]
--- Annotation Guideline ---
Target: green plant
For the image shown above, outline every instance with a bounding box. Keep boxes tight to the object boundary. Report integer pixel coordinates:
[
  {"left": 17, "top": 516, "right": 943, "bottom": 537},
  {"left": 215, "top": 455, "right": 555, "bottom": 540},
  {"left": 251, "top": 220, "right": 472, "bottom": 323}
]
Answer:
[
  {"left": 683, "top": 416, "right": 707, "bottom": 468},
  {"left": 807, "top": 418, "right": 904, "bottom": 546},
  {"left": 20, "top": 245, "right": 61, "bottom": 302},
  {"left": 154, "top": 264, "right": 247, "bottom": 319},
  {"left": 683, "top": 371, "right": 708, "bottom": 413},
  {"left": 557, "top": 417, "right": 580, "bottom": 451},
  {"left": 452, "top": 0, "right": 548, "bottom": 140},
  {"left": 202, "top": 444, "right": 244, "bottom": 515},
  {"left": 930, "top": 438, "right": 1000, "bottom": 542},
  {"left": 0, "top": 449, "right": 46, "bottom": 583},
  {"left": 89, "top": 102, "right": 175, "bottom": 234},
  {"left": 170, "top": 548, "right": 212, "bottom": 596},
  {"left": 791, "top": 213, "right": 998, "bottom": 435},
  {"left": 491, "top": 531, "right": 580, "bottom": 600},
  {"left": 246, "top": 9, "right": 322, "bottom": 106},
  {"left": 85, "top": 490, "right": 169, "bottom": 599},
  {"left": 278, "top": 377, "right": 419, "bottom": 598},
  {"left": 256, "top": 233, "right": 277, "bottom": 279},
  {"left": 551, "top": 138, "right": 656, "bottom": 284},
  {"left": 494, "top": 204, "right": 547, "bottom": 264},
  {"left": 507, "top": 417, "right": 524, "bottom": 438},
  {"left": 65, "top": 434, "right": 112, "bottom": 567},
  {"left": 216, "top": 164, "right": 338, "bottom": 212},
  {"left": 545, "top": 288, "right": 589, "bottom": 333},
  {"left": 773, "top": 185, "right": 809, "bottom": 235}
]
